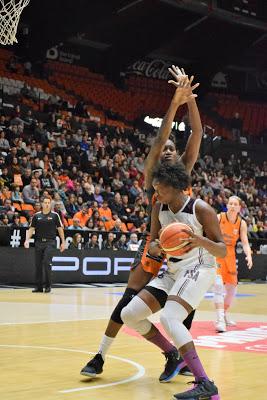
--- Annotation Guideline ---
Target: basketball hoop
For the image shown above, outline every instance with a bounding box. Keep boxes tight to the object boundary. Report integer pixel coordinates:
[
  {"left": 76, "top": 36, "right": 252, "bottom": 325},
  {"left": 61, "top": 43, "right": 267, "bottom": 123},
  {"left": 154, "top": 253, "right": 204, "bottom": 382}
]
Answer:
[{"left": 0, "top": 0, "right": 30, "bottom": 45}]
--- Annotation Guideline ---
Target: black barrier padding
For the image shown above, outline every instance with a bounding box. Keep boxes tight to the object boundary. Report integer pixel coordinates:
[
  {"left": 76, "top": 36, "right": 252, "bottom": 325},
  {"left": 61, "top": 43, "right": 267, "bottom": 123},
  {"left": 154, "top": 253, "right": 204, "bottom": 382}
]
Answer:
[{"left": 0, "top": 248, "right": 266, "bottom": 285}]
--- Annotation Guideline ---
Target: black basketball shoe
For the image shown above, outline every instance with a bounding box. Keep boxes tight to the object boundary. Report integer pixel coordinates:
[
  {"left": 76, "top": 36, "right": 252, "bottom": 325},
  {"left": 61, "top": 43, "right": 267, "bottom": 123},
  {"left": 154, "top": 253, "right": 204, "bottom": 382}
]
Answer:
[
  {"left": 173, "top": 378, "right": 220, "bottom": 399},
  {"left": 80, "top": 353, "right": 104, "bottom": 378},
  {"left": 159, "top": 349, "right": 186, "bottom": 383}
]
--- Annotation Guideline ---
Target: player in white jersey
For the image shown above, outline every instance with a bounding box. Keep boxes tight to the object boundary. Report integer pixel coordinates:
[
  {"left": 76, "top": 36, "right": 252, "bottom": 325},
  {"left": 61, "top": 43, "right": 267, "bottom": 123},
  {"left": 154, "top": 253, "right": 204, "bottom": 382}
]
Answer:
[{"left": 121, "top": 161, "right": 226, "bottom": 400}]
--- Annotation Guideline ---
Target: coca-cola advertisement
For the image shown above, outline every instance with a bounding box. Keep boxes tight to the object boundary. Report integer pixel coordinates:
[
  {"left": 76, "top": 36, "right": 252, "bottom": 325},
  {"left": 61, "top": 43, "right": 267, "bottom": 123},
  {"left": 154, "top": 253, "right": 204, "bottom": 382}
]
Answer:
[{"left": 126, "top": 59, "right": 172, "bottom": 80}]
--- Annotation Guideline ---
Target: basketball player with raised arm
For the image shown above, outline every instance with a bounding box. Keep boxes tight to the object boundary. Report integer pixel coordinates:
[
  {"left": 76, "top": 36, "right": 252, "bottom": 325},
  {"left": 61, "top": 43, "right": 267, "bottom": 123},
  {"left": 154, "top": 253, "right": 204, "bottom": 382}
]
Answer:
[
  {"left": 121, "top": 161, "right": 226, "bottom": 400},
  {"left": 81, "top": 66, "right": 202, "bottom": 382},
  {"left": 214, "top": 196, "right": 253, "bottom": 332}
]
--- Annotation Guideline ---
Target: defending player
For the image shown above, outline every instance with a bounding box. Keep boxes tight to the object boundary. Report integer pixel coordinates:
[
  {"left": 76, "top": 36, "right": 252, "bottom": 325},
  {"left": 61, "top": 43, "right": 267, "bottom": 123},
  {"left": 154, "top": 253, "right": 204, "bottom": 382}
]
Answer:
[
  {"left": 214, "top": 196, "right": 253, "bottom": 332},
  {"left": 81, "top": 66, "right": 202, "bottom": 381}
]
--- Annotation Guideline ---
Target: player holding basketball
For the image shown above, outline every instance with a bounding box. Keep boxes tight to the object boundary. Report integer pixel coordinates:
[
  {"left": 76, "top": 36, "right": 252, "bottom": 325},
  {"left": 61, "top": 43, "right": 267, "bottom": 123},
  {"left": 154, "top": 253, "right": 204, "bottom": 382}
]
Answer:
[
  {"left": 121, "top": 161, "right": 226, "bottom": 400},
  {"left": 81, "top": 66, "right": 202, "bottom": 381},
  {"left": 214, "top": 196, "right": 253, "bottom": 332}
]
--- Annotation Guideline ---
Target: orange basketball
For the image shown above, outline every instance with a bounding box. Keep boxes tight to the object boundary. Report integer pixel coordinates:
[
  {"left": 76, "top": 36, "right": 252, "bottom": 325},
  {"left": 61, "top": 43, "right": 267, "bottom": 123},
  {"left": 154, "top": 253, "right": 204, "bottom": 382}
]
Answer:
[{"left": 159, "top": 222, "right": 193, "bottom": 256}]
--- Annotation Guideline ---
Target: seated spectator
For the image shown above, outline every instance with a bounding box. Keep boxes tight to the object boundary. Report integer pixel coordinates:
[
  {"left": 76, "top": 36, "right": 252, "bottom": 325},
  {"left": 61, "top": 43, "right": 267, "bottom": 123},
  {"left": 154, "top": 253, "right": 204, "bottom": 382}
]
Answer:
[
  {"left": 93, "top": 186, "right": 103, "bottom": 205},
  {"left": 2, "top": 199, "right": 15, "bottom": 220},
  {"left": 85, "top": 233, "right": 100, "bottom": 250},
  {"left": 91, "top": 209, "right": 105, "bottom": 230},
  {"left": 254, "top": 220, "right": 266, "bottom": 239},
  {"left": 69, "top": 233, "right": 84, "bottom": 249},
  {"left": 0, "top": 186, "right": 11, "bottom": 203},
  {"left": 127, "top": 233, "right": 140, "bottom": 251},
  {"left": 112, "top": 171, "right": 124, "bottom": 191},
  {"left": 0, "top": 215, "right": 10, "bottom": 226},
  {"left": 30, "top": 199, "right": 40, "bottom": 212},
  {"left": 84, "top": 218, "right": 99, "bottom": 231},
  {"left": 0, "top": 167, "right": 13, "bottom": 188},
  {"left": 53, "top": 203, "right": 68, "bottom": 227},
  {"left": 129, "top": 179, "right": 143, "bottom": 200},
  {"left": 131, "top": 210, "right": 147, "bottom": 229},
  {"left": 116, "top": 233, "right": 128, "bottom": 250},
  {"left": 65, "top": 194, "right": 79, "bottom": 217},
  {"left": 0, "top": 130, "right": 10, "bottom": 152},
  {"left": 22, "top": 178, "right": 39, "bottom": 204},
  {"left": 109, "top": 218, "right": 127, "bottom": 233},
  {"left": 109, "top": 192, "right": 123, "bottom": 216},
  {"left": 10, "top": 214, "right": 24, "bottom": 228},
  {"left": 40, "top": 169, "right": 53, "bottom": 191},
  {"left": 11, "top": 185, "right": 23, "bottom": 204},
  {"left": 51, "top": 192, "right": 67, "bottom": 214},
  {"left": 102, "top": 232, "right": 118, "bottom": 250},
  {"left": 99, "top": 200, "right": 112, "bottom": 222},
  {"left": 82, "top": 182, "right": 95, "bottom": 203},
  {"left": 73, "top": 203, "right": 91, "bottom": 227},
  {"left": 21, "top": 168, "right": 32, "bottom": 187},
  {"left": 68, "top": 217, "right": 83, "bottom": 230}
]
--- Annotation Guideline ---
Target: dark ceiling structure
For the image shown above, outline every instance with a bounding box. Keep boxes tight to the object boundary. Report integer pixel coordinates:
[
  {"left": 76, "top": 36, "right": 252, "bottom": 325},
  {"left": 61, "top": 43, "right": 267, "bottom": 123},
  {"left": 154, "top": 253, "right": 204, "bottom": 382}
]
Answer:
[{"left": 12, "top": 0, "right": 267, "bottom": 88}]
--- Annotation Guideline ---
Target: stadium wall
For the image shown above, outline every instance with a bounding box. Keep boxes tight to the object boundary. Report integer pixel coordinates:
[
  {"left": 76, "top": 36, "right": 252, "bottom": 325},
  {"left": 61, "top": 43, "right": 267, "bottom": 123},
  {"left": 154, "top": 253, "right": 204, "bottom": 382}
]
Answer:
[{"left": 0, "top": 248, "right": 266, "bottom": 284}]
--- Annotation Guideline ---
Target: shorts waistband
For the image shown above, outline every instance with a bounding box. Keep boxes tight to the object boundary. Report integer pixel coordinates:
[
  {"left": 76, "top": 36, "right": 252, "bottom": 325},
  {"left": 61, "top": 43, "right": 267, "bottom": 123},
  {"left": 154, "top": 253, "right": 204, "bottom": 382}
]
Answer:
[{"left": 168, "top": 257, "right": 182, "bottom": 263}]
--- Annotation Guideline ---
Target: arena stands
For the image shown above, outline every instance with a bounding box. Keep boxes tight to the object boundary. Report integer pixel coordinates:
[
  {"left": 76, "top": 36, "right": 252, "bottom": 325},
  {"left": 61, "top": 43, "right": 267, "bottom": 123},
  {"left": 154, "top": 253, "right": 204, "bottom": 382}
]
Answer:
[{"left": 0, "top": 50, "right": 266, "bottom": 250}]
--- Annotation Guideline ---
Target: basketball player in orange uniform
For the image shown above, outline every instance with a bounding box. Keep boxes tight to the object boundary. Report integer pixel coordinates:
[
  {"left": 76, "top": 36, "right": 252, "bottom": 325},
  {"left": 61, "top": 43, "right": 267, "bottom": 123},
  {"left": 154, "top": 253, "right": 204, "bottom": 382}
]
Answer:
[
  {"left": 81, "top": 66, "right": 202, "bottom": 381},
  {"left": 214, "top": 196, "right": 253, "bottom": 332}
]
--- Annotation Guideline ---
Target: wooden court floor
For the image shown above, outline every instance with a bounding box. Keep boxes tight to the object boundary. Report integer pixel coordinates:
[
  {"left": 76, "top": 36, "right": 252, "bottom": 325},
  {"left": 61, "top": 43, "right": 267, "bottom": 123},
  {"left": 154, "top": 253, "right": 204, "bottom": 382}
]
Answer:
[{"left": 0, "top": 283, "right": 266, "bottom": 400}]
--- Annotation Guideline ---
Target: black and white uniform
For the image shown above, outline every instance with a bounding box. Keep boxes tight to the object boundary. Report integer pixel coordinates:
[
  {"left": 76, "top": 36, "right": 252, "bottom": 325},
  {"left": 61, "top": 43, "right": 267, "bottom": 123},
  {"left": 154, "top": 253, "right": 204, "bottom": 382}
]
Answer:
[
  {"left": 147, "top": 197, "right": 217, "bottom": 309},
  {"left": 30, "top": 211, "right": 63, "bottom": 289}
]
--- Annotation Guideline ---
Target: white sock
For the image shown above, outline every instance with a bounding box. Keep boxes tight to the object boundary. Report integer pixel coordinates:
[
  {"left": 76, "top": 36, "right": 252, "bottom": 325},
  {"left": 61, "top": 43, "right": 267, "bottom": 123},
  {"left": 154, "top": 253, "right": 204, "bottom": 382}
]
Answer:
[
  {"left": 216, "top": 308, "right": 225, "bottom": 322},
  {"left": 98, "top": 335, "right": 114, "bottom": 359}
]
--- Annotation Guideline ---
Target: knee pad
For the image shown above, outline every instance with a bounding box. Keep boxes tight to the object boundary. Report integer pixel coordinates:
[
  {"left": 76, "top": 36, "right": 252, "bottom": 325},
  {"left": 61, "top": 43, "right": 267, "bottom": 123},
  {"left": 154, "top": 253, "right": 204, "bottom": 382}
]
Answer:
[
  {"left": 121, "top": 296, "right": 152, "bottom": 335},
  {"left": 213, "top": 275, "right": 224, "bottom": 304},
  {"left": 160, "top": 301, "right": 192, "bottom": 349},
  {"left": 111, "top": 288, "right": 138, "bottom": 324}
]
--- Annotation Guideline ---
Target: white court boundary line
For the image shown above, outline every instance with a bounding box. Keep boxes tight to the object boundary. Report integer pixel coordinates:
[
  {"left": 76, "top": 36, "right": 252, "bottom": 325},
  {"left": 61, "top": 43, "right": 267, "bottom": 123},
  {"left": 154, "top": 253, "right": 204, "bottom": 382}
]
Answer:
[{"left": 0, "top": 345, "right": 145, "bottom": 393}]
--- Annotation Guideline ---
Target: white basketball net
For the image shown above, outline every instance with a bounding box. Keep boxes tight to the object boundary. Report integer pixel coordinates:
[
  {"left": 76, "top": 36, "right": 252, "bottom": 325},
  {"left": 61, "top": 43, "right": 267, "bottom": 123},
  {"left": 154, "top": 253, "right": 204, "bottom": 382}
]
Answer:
[{"left": 0, "top": 0, "right": 30, "bottom": 45}]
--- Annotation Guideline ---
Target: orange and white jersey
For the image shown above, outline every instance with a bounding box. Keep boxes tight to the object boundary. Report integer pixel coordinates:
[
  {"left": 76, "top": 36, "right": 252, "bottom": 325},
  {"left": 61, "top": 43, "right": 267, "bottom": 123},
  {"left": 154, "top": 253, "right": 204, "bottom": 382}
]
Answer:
[{"left": 218, "top": 212, "right": 241, "bottom": 256}]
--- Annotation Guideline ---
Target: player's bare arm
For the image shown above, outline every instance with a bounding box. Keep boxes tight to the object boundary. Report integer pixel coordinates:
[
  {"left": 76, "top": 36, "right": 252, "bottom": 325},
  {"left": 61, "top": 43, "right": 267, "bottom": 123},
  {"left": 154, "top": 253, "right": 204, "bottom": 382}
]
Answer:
[
  {"left": 145, "top": 66, "right": 199, "bottom": 189},
  {"left": 240, "top": 219, "right": 253, "bottom": 269},
  {"left": 148, "top": 202, "right": 164, "bottom": 257},
  {"left": 181, "top": 200, "right": 226, "bottom": 258},
  {"left": 170, "top": 68, "right": 203, "bottom": 174}
]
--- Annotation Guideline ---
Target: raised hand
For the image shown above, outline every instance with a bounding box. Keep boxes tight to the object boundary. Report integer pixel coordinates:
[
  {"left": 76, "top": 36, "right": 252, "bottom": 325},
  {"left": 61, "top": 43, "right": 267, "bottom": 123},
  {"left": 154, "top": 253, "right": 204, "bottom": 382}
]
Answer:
[{"left": 168, "top": 65, "right": 199, "bottom": 105}]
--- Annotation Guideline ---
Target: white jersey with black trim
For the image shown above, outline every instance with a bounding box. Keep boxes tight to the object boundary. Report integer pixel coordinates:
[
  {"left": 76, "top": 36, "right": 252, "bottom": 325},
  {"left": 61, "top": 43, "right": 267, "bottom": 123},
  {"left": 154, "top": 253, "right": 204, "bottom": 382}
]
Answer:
[{"left": 159, "top": 197, "right": 216, "bottom": 272}]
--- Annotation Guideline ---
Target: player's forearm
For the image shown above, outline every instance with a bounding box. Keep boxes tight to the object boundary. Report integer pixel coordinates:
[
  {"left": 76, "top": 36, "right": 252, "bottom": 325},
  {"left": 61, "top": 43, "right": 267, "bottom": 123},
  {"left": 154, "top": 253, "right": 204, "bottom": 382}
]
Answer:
[
  {"left": 243, "top": 242, "right": 252, "bottom": 258},
  {"left": 187, "top": 99, "right": 202, "bottom": 137},
  {"left": 155, "top": 100, "right": 180, "bottom": 145},
  {"left": 200, "top": 237, "right": 226, "bottom": 258}
]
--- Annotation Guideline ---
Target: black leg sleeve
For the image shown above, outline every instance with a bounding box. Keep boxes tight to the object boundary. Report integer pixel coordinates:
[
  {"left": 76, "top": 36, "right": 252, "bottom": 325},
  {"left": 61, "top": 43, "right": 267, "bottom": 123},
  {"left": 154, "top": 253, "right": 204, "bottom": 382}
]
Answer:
[
  {"left": 183, "top": 309, "right": 196, "bottom": 330},
  {"left": 110, "top": 288, "right": 138, "bottom": 324}
]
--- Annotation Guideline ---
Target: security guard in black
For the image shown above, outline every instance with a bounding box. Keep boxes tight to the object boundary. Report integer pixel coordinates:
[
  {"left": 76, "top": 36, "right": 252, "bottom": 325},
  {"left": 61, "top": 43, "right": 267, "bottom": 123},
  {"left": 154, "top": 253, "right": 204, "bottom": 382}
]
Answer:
[{"left": 25, "top": 197, "right": 65, "bottom": 293}]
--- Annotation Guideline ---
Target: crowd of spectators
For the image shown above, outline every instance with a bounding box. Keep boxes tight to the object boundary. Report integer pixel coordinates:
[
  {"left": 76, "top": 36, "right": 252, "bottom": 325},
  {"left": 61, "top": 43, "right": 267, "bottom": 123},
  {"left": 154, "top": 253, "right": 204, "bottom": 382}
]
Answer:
[{"left": 0, "top": 98, "right": 266, "bottom": 251}]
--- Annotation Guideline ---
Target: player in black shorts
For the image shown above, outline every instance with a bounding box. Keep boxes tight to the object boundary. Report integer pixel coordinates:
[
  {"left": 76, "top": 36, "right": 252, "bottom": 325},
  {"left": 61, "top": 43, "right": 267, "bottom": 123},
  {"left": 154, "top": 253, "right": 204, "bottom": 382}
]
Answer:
[{"left": 81, "top": 67, "right": 202, "bottom": 381}]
